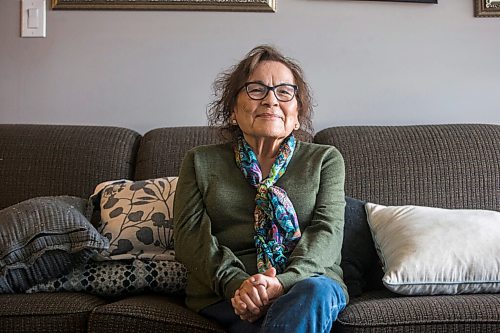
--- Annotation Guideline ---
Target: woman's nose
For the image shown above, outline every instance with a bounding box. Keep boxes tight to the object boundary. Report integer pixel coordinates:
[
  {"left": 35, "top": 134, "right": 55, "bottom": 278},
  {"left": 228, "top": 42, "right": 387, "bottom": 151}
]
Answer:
[{"left": 262, "top": 89, "right": 279, "bottom": 106}]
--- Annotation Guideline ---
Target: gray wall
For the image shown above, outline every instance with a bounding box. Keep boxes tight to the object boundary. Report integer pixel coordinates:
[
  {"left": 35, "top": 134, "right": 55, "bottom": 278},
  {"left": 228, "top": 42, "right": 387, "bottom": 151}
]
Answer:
[{"left": 0, "top": 0, "right": 498, "bottom": 134}]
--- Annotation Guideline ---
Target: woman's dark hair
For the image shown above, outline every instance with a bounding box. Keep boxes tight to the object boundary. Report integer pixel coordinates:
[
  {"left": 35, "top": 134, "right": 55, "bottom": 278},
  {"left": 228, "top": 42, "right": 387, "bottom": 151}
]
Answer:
[{"left": 207, "top": 45, "right": 314, "bottom": 141}]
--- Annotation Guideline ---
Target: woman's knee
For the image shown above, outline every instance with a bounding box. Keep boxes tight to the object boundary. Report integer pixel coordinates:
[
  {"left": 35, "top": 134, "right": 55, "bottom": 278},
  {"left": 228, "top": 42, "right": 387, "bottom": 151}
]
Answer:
[
  {"left": 293, "top": 276, "right": 334, "bottom": 292},
  {"left": 262, "top": 276, "right": 346, "bottom": 333},
  {"left": 291, "top": 276, "right": 346, "bottom": 306}
]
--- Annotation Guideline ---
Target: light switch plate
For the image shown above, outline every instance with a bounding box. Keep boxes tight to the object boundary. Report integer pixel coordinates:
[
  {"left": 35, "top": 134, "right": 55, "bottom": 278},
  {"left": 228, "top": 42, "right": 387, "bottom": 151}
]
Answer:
[{"left": 21, "top": 0, "right": 46, "bottom": 38}]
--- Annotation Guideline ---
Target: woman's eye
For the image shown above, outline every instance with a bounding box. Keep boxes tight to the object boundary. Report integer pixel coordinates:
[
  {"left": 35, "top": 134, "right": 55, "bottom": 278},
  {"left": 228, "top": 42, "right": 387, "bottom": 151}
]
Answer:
[
  {"left": 277, "top": 88, "right": 292, "bottom": 96},
  {"left": 248, "top": 85, "right": 266, "bottom": 94}
]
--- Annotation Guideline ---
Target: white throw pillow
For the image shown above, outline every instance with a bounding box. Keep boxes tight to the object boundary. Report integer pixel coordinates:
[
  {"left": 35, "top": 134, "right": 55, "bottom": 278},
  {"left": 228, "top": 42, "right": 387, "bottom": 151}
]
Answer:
[{"left": 365, "top": 203, "right": 500, "bottom": 295}]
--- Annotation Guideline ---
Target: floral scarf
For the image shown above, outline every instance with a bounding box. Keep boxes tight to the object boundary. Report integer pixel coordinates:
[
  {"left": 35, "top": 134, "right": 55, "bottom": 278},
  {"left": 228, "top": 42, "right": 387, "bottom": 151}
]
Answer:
[{"left": 234, "top": 135, "right": 302, "bottom": 273}]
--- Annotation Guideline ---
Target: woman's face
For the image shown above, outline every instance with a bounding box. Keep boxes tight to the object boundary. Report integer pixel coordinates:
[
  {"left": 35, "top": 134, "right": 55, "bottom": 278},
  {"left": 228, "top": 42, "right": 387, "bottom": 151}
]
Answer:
[{"left": 233, "top": 60, "right": 299, "bottom": 142}]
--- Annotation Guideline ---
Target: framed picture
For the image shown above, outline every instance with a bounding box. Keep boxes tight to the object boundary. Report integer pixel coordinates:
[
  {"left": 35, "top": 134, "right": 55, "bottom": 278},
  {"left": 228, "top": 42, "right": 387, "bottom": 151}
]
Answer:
[
  {"left": 359, "top": 0, "right": 437, "bottom": 2},
  {"left": 475, "top": 0, "right": 500, "bottom": 17},
  {"left": 51, "top": 0, "right": 276, "bottom": 12}
]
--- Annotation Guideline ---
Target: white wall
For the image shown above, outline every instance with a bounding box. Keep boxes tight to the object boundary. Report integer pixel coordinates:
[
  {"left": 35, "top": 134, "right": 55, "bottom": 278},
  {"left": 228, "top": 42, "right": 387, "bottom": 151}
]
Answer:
[{"left": 0, "top": 0, "right": 498, "bottom": 134}]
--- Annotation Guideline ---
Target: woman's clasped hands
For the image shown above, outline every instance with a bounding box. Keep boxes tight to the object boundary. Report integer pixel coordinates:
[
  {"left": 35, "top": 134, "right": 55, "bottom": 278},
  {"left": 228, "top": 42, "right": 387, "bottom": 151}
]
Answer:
[{"left": 230, "top": 267, "right": 284, "bottom": 323}]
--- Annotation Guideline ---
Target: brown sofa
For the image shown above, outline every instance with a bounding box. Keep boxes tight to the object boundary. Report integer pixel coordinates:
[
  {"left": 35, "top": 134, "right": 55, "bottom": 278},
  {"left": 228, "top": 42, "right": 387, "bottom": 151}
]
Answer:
[{"left": 1, "top": 123, "right": 499, "bottom": 333}]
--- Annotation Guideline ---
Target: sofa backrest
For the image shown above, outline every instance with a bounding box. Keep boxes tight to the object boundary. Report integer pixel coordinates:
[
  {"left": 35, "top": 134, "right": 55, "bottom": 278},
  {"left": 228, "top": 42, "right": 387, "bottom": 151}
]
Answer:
[
  {"left": 315, "top": 124, "right": 500, "bottom": 292},
  {"left": 134, "top": 127, "right": 223, "bottom": 179},
  {"left": 0, "top": 124, "right": 140, "bottom": 210},
  {"left": 315, "top": 124, "right": 500, "bottom": 211},
  {"left": 134, "top": 126, "right": 313, "bottom": 179}
]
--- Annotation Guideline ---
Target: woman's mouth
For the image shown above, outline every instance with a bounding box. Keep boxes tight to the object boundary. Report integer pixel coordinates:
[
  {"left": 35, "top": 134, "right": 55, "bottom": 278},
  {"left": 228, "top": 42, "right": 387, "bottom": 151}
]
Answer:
[{"left": 256, "top": 113, "right": 283, "bottom": 120}]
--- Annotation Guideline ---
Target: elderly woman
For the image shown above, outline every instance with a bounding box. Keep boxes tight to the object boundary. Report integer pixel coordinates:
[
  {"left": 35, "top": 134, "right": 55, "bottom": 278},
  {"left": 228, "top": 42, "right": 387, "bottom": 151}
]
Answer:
[{"left": 174, "top": 45, "right": 347, "bottom": 333}]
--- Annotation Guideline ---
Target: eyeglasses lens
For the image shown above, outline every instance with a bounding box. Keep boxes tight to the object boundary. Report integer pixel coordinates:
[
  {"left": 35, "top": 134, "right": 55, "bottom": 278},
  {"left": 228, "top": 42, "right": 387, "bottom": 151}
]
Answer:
[{"left": 245, "top": 83, "right": 296, "bottom": 102}]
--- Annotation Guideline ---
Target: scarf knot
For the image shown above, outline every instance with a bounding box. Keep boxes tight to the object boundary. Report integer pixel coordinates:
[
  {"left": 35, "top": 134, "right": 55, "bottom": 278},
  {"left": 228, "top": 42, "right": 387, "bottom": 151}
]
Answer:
[{"left": 234, "top": 135, "right": 301, "bottom": 273}]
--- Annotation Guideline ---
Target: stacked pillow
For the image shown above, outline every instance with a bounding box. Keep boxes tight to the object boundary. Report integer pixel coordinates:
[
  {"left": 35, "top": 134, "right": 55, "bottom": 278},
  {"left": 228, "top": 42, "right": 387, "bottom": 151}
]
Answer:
[
  {"left": 91, "top": 177, "right": 178, "bottom": 261},
  {"left": 0, "top": 196, "right": 109, "bottom": 293},
  {"left": 26, "top": 259, "right": 187, "bottom": 296},
  {"left": 22, "top": 177, "right": 187, "bottom": 296}
]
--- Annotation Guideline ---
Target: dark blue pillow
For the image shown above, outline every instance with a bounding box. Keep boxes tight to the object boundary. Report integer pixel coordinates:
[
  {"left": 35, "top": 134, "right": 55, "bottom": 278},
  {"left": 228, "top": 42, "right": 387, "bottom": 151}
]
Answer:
[{"left": 341, "top": 196, "right": 380, "bottom": 297}]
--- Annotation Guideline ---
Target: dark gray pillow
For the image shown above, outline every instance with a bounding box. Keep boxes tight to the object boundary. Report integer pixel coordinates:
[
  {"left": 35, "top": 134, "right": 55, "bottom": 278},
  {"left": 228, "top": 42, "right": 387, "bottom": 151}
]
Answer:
[
  {"left": 341, "top": 196, "right": 380, "bottom": 297},
  {"left": 0, "top": 196, "right": 109, "bottom": 293}
]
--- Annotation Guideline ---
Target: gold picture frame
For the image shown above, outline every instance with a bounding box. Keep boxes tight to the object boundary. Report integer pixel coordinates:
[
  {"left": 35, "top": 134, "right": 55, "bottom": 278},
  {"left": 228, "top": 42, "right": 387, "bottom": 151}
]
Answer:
[
  {"left": 475, "top": 0, "right": 500, "bottom": 17},
  {"left": 51, "top": 0, "right": 276, "bottom": 12}
]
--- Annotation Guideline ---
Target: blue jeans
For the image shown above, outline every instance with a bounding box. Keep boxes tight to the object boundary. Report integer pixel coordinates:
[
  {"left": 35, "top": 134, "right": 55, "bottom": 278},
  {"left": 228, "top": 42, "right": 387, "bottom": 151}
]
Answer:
[{"left": 200, "top": 276, "right": 347, "bottom": 333}]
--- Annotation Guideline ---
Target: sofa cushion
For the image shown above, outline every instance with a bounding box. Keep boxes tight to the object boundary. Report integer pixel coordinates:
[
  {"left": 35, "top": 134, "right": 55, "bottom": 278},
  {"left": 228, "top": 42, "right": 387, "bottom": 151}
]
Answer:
[
  {"left": 365, "top": 203, "right": 500, "bottom": 295},
  {"left": 314, "top": 124, "right": 500, "bottom": 210},
  {"left": 0, "top": 196, "right": 109, "bottom": 293},
  {"left": 135, "top": 127, "right": 224, "bottom": 179},
  {"left": 26, "top": 259, "right": 187, "bottom": 297},
  {"left": 88, "top": 294, "right": 225, "bottom": 333},
  {"left": 135, "top": 126, "right": 315, "bottom": 180},
  {"left": 0, "top": 124, "right": 140, "bottom": 210},
  {"left": 91, "top": 178, "right": 178, "bottom": 261},
  {"left": 334, "top": 289, "right": 500, "bottom": 333},
  {"left": 0, "top": 292, "right": 106, "bottom": 333},
  {"left": 341, "top": 197, "right": 379, "bottom": 297}
]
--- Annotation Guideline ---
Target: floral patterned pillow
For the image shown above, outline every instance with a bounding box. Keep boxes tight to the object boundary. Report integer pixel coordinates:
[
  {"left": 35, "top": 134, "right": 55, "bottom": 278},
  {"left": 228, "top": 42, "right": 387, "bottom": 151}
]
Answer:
[{"left": 91, "top": 177, "right": 177, "bottom": 261}]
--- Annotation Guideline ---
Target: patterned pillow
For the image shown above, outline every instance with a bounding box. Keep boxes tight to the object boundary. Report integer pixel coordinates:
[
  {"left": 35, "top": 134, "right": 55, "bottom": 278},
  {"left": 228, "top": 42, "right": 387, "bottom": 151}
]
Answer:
[
  {"left": 0, "top": 196, "right": 109, "bottom": 293},
  {"left": 91, "top": 178, "right": 178, "bottom": 261},
  {"left": 25, "top": 259, "right": 187, "bottom": 296}
]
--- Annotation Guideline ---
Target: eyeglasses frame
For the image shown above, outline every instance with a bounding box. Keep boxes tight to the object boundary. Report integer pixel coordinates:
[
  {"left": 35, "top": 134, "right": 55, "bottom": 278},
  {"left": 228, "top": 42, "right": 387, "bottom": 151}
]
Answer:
[{"left": 241, "top": 81, "right": 298, "bottom": 102}]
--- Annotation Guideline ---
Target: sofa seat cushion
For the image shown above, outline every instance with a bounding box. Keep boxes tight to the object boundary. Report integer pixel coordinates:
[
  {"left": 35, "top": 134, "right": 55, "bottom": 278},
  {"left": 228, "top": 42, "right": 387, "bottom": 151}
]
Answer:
[
  {"left": 88, "top": 294, "right": 225, "bottom": 333},
  {"left": 0, "top": 292, "right": 106, "bottom": 333},
  {"left": 335, "top": 290, "right": 500, "bottom": 333}
]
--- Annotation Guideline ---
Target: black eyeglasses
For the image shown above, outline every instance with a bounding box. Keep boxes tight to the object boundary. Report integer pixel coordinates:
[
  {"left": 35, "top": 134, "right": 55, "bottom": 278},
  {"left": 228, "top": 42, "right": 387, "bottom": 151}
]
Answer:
[{"left": 241, "top": 82, "right": 298, "bottom": 102}]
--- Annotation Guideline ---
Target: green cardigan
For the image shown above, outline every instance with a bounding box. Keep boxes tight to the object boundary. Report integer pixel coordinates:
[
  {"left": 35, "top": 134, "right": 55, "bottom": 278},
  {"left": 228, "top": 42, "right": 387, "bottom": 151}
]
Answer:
[{"left": 173, "top": 140, "right": 347, "bottom": 312}]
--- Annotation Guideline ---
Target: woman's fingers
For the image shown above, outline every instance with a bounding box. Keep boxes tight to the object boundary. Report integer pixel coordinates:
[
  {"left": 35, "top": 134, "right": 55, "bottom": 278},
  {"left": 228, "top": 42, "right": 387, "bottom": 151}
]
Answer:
[
  {"left": 231, "top": 290, "right": 247, "bottom": 315},
  {"left": 242, "top": 280, "right": 265, "bottom": 307},
  {"left": 232, "top": 293, "right": 258, "bottom": 321},
  {"left": 234, "top": 278, "right": 273, "bottom": 317},
  {"left": 233, "top": 286, "right": 270, "bottom": 323},
  {"left": 254, "top": 283, "right": 269, "bottom": 305},
  {"left": 239, "top": 305, "right": 268, "bottom": 322},
  {"left": 239, "top": 288, "right": 261, "bottom": 314}
]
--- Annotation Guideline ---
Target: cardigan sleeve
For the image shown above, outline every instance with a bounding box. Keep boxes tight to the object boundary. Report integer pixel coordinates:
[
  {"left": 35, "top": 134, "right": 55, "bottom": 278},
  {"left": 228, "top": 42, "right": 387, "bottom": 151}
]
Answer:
[
  {"left": 276, "top": 146, "right": 346, "bottom": 292},
  {"left": 173, "top": 149, "right": 250, "bottom": 301}
]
